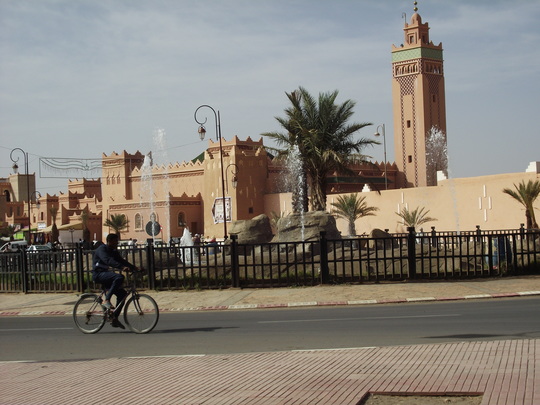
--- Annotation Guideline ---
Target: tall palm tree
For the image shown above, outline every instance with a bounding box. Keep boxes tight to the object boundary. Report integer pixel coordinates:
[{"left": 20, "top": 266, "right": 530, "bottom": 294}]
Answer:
[
  {"left": 103, "top": 214, "right": 129, "bottom": 239},
  {"left": 263, "top": 87, "right": 377, "bottom": 212},
  {"left": 331, "top": 193, "right": 379, "bottom": 236},
  {"left": 79, "top": 209, "right": 91, "bottom": 244},
  {"left": 396, "top": 206, "right": 437, "bottom": 229},
  {"left": 49, "top": 206, "right": 59, "bottom": 243},
  {"left": 502, "top": 179, "right": 540, "bottom": 229}
]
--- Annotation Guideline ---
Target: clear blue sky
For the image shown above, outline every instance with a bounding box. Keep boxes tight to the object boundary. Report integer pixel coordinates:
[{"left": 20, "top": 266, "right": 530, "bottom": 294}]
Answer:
[{"left": 1, "top": 0, "right": 539, "bottom": 194}]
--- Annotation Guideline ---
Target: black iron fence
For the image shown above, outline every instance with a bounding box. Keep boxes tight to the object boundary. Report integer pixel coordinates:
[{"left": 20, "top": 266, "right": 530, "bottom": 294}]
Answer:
[{"left": 1, "top": 226, "right": 539, "bottom": 293}]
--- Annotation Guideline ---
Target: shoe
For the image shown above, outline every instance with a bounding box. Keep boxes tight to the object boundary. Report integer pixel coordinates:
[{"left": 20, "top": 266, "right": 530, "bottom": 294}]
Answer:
[
  {"left": 111, "top": 319, "right": 125, "bottom": 329},
  {"left": 101, "top": 301, "right": 114, "bottom": 311}
]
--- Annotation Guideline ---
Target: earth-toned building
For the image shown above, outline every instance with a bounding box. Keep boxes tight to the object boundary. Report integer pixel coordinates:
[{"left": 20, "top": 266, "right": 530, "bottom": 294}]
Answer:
[{"left": 1, "top": 6, "right": 538, "bottom": 245}]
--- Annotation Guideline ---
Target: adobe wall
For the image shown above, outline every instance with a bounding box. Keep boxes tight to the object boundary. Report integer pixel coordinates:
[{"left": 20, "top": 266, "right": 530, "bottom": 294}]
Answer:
[{"left": 264, "top": 171, "right": 540, "bottom": 236}]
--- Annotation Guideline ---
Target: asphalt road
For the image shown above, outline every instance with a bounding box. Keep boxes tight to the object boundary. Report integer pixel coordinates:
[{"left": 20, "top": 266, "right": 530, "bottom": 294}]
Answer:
[{"left": 1, "top": 297, "right": 539, "bottom": 362}]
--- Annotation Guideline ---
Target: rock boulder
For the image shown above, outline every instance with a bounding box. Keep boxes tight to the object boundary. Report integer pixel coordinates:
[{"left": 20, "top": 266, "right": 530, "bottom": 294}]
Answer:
[
  {"left": 228, "top": 214, "right": 273, "bottom": 244},
  {"left": 273, "top": 211, "right": 341, "bottom": 242}
]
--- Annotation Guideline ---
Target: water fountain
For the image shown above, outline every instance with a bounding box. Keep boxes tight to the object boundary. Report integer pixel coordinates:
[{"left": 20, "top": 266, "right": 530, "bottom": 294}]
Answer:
[
  {"left": 152, "top": 128, "right": 171, "bottom": 241},
  {"left": 139, "top": 128, "right": 172, "bottom": 243},
  {"left": 140, "top": 153, "right": 158, "bottom": 242},
  {"left": 285, "top": 144, "right": 306, "bottom": 240},
  {"left": 179, "top": 227, "right": 194, "bottom": 264}
]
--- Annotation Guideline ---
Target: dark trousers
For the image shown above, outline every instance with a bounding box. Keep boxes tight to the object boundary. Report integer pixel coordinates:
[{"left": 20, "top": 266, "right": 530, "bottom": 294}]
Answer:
[{"left": 92, "top": 271, "right": 127, "bottom": 318}]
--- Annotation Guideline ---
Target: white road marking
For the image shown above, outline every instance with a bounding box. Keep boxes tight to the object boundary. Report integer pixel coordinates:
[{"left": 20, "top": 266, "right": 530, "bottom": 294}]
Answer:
[
  {"left": 258, "top": 314, "right": 461, "bottom": 324},
  {"left": 0, "top": 327, "right": 73, "bottom": 332}
]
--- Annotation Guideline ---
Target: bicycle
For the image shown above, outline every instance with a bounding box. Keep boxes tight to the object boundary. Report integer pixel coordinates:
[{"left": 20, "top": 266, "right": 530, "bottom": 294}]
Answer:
[{"left": 73, "top": 271, "right": 159, "bottom": 334}]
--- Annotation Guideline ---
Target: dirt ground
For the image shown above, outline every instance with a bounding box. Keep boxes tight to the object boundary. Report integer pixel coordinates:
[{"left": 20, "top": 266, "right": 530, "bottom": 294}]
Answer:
[{"left": 361, "top": 394, "right": 483, "bottom": 405}]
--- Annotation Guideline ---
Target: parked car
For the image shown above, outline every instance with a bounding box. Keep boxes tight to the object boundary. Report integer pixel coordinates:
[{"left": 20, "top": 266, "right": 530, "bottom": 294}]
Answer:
[
  {"left": 0, "top": 240, "right": 28, "bottom": 252},
  {"left": 26, "top": 245, "right": 73, "bottom": 263}
]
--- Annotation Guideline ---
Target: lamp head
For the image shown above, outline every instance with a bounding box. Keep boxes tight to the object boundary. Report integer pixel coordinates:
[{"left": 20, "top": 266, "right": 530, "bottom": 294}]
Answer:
[
  {"left": 374, "top": 132, "right": 380, "bottom": 137},
  {"left": 12, "top": 162, "right": 19, "bottom": 174},
  {"left": 198, "top": 126, "right": 206, "bottom": 141},
  {"left": 232, "top": 176, "right": 238, "bottom": 189}
]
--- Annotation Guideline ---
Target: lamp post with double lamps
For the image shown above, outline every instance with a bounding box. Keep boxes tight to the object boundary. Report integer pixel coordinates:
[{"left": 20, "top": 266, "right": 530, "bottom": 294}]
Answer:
[
  {"left": 30, "top": 191, "right": 42, "bottom": 244},
  {"left": 374, "top": 124, "right": 388, "bottom": 190},
  {"left": 10, "top": 148, "right": 31, "bottom": 243},
  {"left": 194, "top": 105, "right": 228, "bottom": 241}
]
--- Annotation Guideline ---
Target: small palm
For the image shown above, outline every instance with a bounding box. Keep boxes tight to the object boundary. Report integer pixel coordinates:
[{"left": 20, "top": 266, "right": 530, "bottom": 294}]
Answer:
[
  {"left": 397, "top": 206, "right": 437, "bottom": 229},
  {"left": 502, "top": 179, "right": 540, "bottom": 229},
  {"left": 331, "top": 193, "right": 378, "bottom": 236},
  {"left": 103, "top": 214, "right": 129, "bottom": 239}
]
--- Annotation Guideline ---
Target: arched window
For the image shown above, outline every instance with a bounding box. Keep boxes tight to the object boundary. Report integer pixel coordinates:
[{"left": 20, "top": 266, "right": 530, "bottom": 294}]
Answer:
[
  {"left": 3, "top": 190, "right": 10, "bottom": 202},
  {"left": 178, "top": 212, "right": 186, "bottom": 227},
  {"left": 135, "top": 213, "right": 142, "bottom": 229},
  {"left": 150, "top": 212, "right": 157, "bottom": 222}
]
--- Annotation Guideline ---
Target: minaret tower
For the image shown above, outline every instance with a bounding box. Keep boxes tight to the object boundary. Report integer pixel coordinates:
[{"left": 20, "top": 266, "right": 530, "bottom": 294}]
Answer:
[{"left": 392, "top": 1, "right": 447, "bottom": 187}]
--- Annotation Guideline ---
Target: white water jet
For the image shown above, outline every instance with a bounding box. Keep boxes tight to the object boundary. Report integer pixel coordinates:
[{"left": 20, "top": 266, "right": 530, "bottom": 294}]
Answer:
[
  {"left": 180, "top": 227, "right": 194, "bottom": 264},
  {"left": 286, "top": 144, "right": 306, "bottom": 240},
  {"left": 140, "top": 154, "right": 159, "bottom": 242},
  {"left": 152, "top": 128, "right": 171, "bottom": 242}
]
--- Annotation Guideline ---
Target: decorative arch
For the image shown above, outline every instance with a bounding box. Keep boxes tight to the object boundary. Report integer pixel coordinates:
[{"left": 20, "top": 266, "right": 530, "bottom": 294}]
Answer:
[{"left": 135, "top": 213, "right": 143, "bottom": 229}]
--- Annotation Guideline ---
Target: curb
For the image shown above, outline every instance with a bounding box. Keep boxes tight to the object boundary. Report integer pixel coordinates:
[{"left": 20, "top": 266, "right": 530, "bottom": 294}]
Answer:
[{"left": 2, "top": 290, "right": 539, "bottom": 317}]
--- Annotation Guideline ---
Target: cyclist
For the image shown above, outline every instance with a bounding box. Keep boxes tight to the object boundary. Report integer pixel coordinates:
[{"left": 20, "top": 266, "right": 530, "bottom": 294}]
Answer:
[{"left": 92, "top": 233, "right": 138, "bottom": 329}]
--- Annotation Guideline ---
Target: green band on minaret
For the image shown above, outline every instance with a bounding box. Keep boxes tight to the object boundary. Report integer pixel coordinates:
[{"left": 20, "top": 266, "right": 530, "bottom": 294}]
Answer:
[{"left": 392, "top": 48, "right": 443, "bottom": 62}]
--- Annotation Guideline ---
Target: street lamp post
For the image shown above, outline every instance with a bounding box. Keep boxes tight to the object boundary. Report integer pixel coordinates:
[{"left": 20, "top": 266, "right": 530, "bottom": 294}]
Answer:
[
  {"left": 10, "top": 148, "right": 31, "bottom": 243},
  {"left": 374, "top": 124, "right": 388, "bottom": 190},
  {"left": 30, "top": 191, "right": 42, "bottom": 244},
  {"left": 194, "top": 105, "right": 228, "bottom": 240}
]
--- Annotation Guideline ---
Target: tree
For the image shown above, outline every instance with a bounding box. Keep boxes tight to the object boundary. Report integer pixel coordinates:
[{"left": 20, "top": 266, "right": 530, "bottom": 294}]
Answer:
[
  {"left": 396, "top": 206, "right": 437, "bottom": 228},
  {"left": 0, "top": 223, "right": 17, "bottom": 240},
  {"left": 331, "top": 193, "right": 379, "bottom": 236},
  {"left": 263, "top": 87, "right": 377, "bottom": 212},
  {"left": 103, "top": 214, "right": 129, "bottom": 239},
  {"left": 80, "top": 209, "right": 91, "bottom": 244},
  {"left": 425, "top": 126, "right": 448, "bottom": 186},
  {"left": 502, "top": 179, "right": 540, "bottom": 229},
  {"left": 49, "top": 206, "right": 59, "bottom": 243}
]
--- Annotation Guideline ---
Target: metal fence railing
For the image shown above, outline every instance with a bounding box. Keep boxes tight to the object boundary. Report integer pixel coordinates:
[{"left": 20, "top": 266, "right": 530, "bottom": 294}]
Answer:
[{"left": 1, "top": 226, "right": 539, "bottom": 293}]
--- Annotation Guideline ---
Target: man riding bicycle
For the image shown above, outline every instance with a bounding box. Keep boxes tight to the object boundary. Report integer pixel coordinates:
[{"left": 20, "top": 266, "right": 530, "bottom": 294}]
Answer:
[{"left": 92, "top": 233, "right": 139, "bottom": 329}]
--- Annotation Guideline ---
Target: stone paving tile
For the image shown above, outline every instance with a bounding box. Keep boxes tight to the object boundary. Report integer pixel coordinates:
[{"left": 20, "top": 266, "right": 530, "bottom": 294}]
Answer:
[{"left": 1, "top": 339, "right": 538, "bottom": 405}]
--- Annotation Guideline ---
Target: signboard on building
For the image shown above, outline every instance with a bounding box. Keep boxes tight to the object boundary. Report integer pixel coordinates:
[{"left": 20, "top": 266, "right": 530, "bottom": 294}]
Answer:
[{"left": 212, "top": 197, "right": 231, "bottom": 224}]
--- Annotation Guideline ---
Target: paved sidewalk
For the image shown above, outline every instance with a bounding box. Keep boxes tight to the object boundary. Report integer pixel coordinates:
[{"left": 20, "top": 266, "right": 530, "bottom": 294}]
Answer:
[
  {"left": 1, "top": 276, "right": 539, "bottom": 404},
  {"left": 1, "top": 339, "right": 538, "bottom": 404},
  {"left": 1, "top": 275, "right": 540, "bottom": 316}
]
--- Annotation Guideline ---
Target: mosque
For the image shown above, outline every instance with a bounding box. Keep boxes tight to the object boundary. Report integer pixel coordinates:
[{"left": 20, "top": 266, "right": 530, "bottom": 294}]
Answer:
[{"left": 1, "top": 5, "right": 538, "bottom": 245}]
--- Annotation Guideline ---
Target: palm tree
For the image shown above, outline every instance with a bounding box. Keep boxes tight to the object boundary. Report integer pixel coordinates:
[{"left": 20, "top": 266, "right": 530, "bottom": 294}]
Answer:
[
  {"left": 263, "top": 87, "right": 377, "bottom": 212},
  {"left": 49, "top": 206, "right": 59, "bottom": 243},
  {"left": 396, "top": 206, "right": 437, "bottom": 228},
  {"left": 80, "top": 209, "right": 91, "bottom": 244},
  {"left": 331, "top": 193, "right": 379, "bottom": 236},
  {"left": 103, "top": 214, "right": 129, "bottom": 239},
  {"left": 502, "top": 179, "right": 540, "bottom": 229}
]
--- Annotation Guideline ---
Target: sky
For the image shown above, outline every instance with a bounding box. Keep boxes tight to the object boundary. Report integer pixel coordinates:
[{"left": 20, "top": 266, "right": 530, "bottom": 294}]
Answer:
[{"left": 1, "top": 0, "right": 539, "bottom": 195}]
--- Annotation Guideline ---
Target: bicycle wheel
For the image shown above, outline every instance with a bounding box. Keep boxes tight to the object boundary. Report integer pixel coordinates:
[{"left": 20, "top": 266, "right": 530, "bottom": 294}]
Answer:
[
  {"left": 73, "top": 293, "right": 106, "bottom": 334},
  {"left": 123, "top": 294, "right": 159, "bottom": 334}
]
